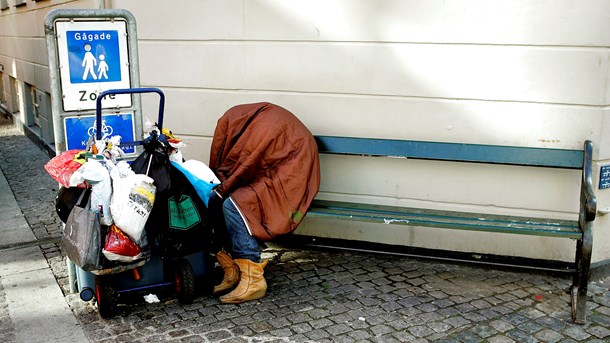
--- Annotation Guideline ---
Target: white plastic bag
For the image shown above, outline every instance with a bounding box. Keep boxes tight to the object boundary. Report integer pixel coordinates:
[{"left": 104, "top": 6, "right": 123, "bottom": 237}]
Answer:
[
  {"left": 110, "top": 174, "right": 156, "bottom": 243},
  {"left": 102, "top": 135, "right": 126, "bottom": 162},
  {"left": 169, "top": 149, "right": 184, "bottom": 163},
  {"left": 180, "top": 160, "right": 220, "bottom": 184},
  {"left": 69, "top": 160, "right": 113, "bottom": 225}
]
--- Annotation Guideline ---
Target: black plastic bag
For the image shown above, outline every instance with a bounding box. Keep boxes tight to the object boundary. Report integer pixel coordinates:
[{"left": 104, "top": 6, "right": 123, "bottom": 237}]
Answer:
[
  {"left": 144, "top": 162, "right": 212, "bottom": 257},
  {"left": 55, "top": 186, "right": 92, "bottom": 223},
  {"left": 131, "top": 131, "right": 172, "bottom": 192}
]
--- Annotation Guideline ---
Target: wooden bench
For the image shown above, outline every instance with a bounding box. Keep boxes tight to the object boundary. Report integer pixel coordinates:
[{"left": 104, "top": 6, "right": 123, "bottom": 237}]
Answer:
[{"left": 303, "top": 136, "right": 596, "bottom": 324}]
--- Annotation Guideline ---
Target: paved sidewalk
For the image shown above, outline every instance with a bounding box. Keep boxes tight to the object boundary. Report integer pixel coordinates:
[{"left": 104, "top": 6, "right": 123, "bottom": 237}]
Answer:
[
  {"left": 0, "top": 117, "right": 609, "bottom": 342},
  {"left": 0, "top": 122, "right": 87, "bottom": 341}
]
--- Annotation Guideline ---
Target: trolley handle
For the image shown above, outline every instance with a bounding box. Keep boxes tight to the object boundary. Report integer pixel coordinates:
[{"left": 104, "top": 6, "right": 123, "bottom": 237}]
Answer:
[{"left": 95, "top": 87, "right": 165, "bottom": 141}]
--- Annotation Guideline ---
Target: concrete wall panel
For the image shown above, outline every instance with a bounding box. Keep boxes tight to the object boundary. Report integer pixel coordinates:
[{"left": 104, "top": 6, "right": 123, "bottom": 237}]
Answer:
[
  {"left": 118, "top": 0, "right": 610, "bottom": 46},
  {"left": 139, "top": 42, "right": 608, "bottom": 106},
  {"left": 244, "top": 0, "right": 610, "bottom": 46},
  {"left": 146, "top": 89, "right": 601, "bottom": 150},
  {"left": 118, "top": 0, "right": 244, "bottom": 40}
]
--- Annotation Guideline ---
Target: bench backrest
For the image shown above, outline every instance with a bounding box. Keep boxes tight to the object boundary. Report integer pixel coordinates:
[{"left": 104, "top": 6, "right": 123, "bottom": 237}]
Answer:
[
  {"left": 314, "top": 136, "right": 585, "bottom": 169},
  {"left": 314, "top": 135, "right": 597, "bottom": 222}
]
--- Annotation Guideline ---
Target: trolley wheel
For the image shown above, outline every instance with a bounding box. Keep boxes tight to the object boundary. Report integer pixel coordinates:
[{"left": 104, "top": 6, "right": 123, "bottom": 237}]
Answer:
[
  {"left": 95, "top": 277, "right": 118, "bottom": 318},
  {"left": 174, "top": 259, "right": 196, "bottom": 304}
]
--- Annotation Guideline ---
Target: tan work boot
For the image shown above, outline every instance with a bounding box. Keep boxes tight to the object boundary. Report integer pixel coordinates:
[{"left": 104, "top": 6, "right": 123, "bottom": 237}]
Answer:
[
  {"left": 220, "top": 259, "right": 268, "bottom": 304},
  {"left": 213, "top": 251, "right": 240, "bottom": 296}
]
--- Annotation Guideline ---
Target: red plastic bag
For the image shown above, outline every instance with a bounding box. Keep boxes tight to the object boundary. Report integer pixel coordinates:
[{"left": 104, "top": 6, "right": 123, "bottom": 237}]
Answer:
[
  {"left": 102, "top": 225, "right": 143, "bottom": 263},
  {"left": 44, "top": 150, "right": 86, "bottom": 188}
]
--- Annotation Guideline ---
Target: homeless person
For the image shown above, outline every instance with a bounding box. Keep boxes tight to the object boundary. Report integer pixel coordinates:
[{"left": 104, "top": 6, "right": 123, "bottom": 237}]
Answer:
[{"left": 208, "top": 102, "right": 321, "bottom": 304}]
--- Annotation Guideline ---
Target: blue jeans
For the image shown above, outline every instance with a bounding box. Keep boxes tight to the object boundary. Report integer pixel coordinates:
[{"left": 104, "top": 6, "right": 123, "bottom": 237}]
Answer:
[{"left": 223, "top": 198, "right": 260, "bottom": 262}]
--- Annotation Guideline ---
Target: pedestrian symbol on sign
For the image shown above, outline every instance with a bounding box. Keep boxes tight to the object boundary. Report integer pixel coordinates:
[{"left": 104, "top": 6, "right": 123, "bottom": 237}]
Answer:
[
  {"left": 98, "top": 55, "right": 109, "bottom": 79},
  {"left": 82, "top": 44, "right": 97, "bottom": 80},
  {"left": 67, "top": 30, "right": 121, "bottom": 84}
]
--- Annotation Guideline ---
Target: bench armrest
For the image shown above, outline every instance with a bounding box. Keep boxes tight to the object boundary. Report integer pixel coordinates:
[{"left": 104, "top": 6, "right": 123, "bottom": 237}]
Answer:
[{"left": 580, "top": 140, "right": 597, "bottom": 224}]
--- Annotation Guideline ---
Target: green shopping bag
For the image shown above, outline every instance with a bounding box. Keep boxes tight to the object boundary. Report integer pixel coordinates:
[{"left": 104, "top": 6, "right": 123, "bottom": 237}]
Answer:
[{"left": 168, "top": 194, "right": 201, "bottom": 230}]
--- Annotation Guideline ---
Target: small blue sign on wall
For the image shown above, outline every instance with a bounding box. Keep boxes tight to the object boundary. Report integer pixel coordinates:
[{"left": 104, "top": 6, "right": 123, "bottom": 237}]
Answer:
[
  {"left": 600, "top": 165, "right": 610, "bottom": 189},
  {"left": 66, "top": 30, "right": 122, "bottom": 84},
  {"left": 64, "top": 113, "right": 136, "bottom": 154}
]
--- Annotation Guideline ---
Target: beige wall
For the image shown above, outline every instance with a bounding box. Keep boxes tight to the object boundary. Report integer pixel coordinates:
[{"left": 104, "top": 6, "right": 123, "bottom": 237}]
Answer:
[
  {"left": 112, "top": 0, "right": 610, "bottom": 263},
  {"left": 0, "top": 0, "right": 103, "bottom": 93},
  {"left": 0, "top": 0, "right": 101, "bottom": 136},
  {"left": 2, "top": 0, "right": 610, "bottom": 262}
]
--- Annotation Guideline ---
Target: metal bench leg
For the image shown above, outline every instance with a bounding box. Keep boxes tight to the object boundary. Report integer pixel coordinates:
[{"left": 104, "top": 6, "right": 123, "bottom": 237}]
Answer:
[{"left": 571, "top": 223, "right": 592, "bottom": 324}]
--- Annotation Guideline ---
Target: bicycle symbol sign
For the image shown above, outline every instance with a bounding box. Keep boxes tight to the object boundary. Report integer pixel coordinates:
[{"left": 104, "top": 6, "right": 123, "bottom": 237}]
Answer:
[
  {"left": 64, "top": 113, "right": 136, "bottom": 154},
  {"left": 87, "top": 120, "right": 114, "bottom": 140}
]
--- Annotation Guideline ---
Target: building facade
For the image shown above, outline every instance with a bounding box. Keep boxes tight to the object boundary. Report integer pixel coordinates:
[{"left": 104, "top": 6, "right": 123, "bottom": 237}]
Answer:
[{"left": 2, "top": 0, "right": 610, "bottom": 270}]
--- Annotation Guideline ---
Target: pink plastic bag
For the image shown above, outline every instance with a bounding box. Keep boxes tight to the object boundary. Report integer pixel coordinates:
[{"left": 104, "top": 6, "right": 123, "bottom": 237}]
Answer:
[{"left": 45, "top": 150, "right": 86, "bottom": 188}]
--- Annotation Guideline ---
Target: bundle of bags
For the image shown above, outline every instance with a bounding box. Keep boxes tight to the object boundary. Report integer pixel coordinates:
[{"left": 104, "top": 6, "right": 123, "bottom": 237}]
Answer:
[
  {"left": 47, "top": 135, "right": 157, "bottom": 270},
  {"left": 47, "top": 126, "right": 219, "bottom": 272}
]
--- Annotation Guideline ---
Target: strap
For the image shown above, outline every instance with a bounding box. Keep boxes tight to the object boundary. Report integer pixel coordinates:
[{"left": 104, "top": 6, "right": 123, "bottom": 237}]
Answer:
[
  {"left": 145, "top": 153, "right": 153, "bottom": 176},
  {"left": 76, "top": 187, "right": 90, "bottom": 209}
]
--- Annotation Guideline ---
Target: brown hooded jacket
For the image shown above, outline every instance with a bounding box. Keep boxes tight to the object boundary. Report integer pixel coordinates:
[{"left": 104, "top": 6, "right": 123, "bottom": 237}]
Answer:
[{"left": 209, "top": 102, "right": 320, "bottom": 241}]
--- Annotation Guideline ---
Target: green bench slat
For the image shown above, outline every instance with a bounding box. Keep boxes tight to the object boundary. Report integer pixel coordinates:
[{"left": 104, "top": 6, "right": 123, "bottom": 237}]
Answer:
[
  {"left": 308, "top": 200, "right": 582, "bottom": 239},
  {"left": 315, "top": 136, "right": 584, "bottom": 169}
]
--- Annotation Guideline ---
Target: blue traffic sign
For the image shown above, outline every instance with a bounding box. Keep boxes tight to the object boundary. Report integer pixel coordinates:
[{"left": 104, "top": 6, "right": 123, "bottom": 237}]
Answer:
[
  {"left": 66, "top": 30, "right": 122, "bottom": 84},
  {"left": 56, "top": 21, "right": 132, "bottom": 111},
  {"left": 64, "top": 113, "right": 136, "bottom": 154}
]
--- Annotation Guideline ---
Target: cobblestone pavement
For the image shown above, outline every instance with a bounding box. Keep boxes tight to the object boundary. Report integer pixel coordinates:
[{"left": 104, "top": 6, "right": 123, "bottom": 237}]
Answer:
[{"left": 1, "top": 119, "right": 609, "bottom": 342}]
